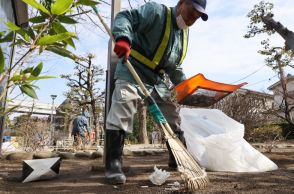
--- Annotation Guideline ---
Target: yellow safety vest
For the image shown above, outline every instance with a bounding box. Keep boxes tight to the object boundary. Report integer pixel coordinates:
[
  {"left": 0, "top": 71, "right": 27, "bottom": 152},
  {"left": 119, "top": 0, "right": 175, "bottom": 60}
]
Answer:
[{"left": 130, "top": 6, "right": 188, "bottom": 72}]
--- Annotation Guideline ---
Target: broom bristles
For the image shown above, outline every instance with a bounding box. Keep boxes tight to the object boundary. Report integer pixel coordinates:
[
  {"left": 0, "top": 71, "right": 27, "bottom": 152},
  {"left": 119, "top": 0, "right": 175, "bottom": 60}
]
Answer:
[{"left": 162, "top": 124, "right": 209, "bottom": 191}]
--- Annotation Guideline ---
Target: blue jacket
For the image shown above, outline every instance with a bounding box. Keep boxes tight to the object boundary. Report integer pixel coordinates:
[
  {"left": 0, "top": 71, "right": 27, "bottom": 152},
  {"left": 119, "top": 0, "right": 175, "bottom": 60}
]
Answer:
[{"left": 72, "top": 114, "right": 89, "bottom": 137}]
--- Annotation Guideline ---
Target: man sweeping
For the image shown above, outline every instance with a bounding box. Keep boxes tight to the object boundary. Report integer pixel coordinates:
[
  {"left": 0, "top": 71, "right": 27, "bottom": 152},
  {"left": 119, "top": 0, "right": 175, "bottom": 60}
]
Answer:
[{"left": 105, "top": 0, "right": 208, "bottom": 184}]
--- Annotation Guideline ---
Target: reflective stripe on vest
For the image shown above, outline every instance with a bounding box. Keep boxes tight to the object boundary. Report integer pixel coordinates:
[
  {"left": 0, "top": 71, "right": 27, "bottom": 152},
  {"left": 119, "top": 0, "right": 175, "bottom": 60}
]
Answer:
[
  {"left": 179, "top": 29, "right": 188, "bottom": 66},
  {"left": 130, "top": 7, "right": 188, "bottom": 70}
]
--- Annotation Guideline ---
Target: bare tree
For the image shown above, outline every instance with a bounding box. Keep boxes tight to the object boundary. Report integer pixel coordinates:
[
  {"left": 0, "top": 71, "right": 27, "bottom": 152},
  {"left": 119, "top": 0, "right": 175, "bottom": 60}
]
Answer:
[
  {"left": 137, "top": 99, "right": 149, "bottom": 144},
  {"left": 11, "top": 115, "right": 51, "bottom": 152},
  {"left": 56, "top": 97, "right": 80, "bottom": 138},
  {"left": 212, "top": 90, "right": 274, "bottom": 132},
  {"left": 244, "top": 1, "right": 294, "bottom": 52},
  {"left": 245, "top": 1, "right": 294, "bottom": 129},
  {"left": 61, "top": 54, "right": 104, "bottom": 143}
]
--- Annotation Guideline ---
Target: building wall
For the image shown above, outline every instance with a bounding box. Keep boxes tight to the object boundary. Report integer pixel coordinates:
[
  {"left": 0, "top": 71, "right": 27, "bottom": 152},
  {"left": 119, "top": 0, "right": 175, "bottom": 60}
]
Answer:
[
  {"left": 0, "top": 1, "right": 15, "bottom": 28},
  {"left": 0, "top": 1, "right": 16, "bottom": 148},
  {"left": 287, "top": 79, "right": 294, "bottom": 121},
  {"left": 238, "top": 88, "right": 274, "bottom": 111},
  {"left": 271, "top": 78, "right": 294, "bottom": 121},
  {"left": 0, "top": 1, "right": 15, "bottom": 54},
  {"left": 287, "top": 79, "right": 294, "bottom": 92},
  {"left": 0, "top": 1, "right": 15, "bottom": 94}
]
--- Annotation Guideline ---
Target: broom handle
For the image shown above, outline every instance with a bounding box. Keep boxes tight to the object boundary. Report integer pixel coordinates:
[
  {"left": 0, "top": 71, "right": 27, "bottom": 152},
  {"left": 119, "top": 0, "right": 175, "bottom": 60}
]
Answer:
[{"left": 93, "top": 7, "right": 176, "bottom": 136}]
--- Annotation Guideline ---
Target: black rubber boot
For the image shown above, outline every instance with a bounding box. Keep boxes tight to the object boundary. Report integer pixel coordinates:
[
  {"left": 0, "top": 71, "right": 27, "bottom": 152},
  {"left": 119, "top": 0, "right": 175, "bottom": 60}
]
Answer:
[
  {"left": 105, "top": 130, "right": 126, "bottom": 184},
  {"left": 166, "top": 131, "right": 186, "bottom": 170}
]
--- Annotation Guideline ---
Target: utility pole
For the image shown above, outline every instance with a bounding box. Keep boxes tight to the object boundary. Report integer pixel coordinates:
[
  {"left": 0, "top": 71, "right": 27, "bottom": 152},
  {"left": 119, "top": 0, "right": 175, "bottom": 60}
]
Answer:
[
  {"left": 103, "top": 0, "right": 121, "bottom": 162},
  {"left": 104, "top": 0, "right": 121, "bottom": 128},
  {"left": 50, "top": 94, "right": 57, "bottom": 143}
]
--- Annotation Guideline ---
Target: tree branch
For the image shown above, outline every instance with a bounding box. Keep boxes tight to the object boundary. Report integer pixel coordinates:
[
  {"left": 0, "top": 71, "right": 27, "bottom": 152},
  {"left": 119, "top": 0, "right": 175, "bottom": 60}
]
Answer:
[{"left": 261, "top": 14, "right": 294, "bottom": 51}]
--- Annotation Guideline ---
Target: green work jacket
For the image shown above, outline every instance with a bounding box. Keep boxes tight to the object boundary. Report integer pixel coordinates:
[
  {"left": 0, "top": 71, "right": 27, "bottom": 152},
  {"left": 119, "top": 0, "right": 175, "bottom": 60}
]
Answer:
[{"left": 112, "top": 2, "right": 188, "bottom": 100}]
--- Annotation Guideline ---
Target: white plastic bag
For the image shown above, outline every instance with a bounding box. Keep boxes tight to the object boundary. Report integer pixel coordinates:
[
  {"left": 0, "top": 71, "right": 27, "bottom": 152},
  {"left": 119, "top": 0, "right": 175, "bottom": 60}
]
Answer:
[
  {"left": 180, "top": 108, "right": 278, "bottom": 172},
  {"left": 149, "top": 166, "right": 170, "bottom": 185}
]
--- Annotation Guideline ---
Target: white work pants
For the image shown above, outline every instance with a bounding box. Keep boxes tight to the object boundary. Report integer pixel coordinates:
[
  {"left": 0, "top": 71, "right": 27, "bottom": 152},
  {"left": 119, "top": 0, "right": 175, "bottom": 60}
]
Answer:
[{"left": 106, "top": 79, "right": 181, "bottom": 134}]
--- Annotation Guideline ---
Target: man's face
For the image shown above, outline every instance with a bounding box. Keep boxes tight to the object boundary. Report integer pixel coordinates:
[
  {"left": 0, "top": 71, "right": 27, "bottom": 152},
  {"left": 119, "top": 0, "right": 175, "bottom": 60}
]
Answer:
[{"left": 177, "top": 0, "right": 202, "bottom": 26}]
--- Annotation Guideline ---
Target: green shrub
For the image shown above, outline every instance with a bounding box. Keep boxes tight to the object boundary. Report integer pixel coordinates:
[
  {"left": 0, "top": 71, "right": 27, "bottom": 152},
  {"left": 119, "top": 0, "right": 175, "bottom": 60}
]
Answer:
[
  {"left": 245, "top": 123, "right": 294, "bottom": 142},
  {"left": 280, "top": 123, "right": 294, "bottom": 138},
  {"left": 245, "top": 124, "right": 283, "bottom": 142}
]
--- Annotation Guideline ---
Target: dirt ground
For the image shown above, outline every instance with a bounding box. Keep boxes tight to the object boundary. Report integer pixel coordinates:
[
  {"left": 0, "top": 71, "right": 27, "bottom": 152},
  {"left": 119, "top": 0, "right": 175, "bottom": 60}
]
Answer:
[{"left": 0, "top": 151, "right": 293, "bottom": 194}]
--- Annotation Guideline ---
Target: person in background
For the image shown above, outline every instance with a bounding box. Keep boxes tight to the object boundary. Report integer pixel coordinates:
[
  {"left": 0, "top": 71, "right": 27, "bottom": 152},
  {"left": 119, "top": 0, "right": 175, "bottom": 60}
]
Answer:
[{"left": 72, "top": 111, "right": 91, "bottom": 149}]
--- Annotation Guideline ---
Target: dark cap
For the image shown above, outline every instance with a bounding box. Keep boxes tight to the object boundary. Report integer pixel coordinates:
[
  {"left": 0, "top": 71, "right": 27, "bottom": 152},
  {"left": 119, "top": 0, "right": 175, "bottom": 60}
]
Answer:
[{"left": 192, "top": 0, "right": 208, "bottom": 21}]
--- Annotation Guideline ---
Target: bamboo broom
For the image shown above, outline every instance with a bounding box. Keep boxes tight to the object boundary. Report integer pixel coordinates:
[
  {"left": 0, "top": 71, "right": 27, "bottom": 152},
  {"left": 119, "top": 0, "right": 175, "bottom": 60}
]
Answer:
[{"left": 92, "top": 6, "right": 209, "bottom": 191}]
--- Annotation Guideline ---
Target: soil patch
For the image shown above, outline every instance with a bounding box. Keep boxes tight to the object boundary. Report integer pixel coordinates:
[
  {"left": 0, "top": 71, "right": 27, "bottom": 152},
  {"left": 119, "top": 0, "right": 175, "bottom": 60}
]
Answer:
[{"left": 0, "top": 151, "right": 293, "bottom": 194}]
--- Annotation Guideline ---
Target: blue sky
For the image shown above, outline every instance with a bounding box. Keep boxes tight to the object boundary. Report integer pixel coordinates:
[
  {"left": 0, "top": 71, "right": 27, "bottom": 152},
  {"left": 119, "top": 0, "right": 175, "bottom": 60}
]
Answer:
[{"left": 14, "top": 0, "right": 294, "bottom": 106}]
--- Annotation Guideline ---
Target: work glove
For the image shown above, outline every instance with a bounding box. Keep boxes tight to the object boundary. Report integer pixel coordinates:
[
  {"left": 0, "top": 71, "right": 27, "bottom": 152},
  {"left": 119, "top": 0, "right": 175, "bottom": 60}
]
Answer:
[{"left": 114, "top": 39, "right": 131, "bottom": 60}]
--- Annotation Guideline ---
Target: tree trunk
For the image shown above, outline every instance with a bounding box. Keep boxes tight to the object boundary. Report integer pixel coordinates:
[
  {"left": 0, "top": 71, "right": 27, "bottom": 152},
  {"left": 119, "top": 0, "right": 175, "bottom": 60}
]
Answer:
[
  {"left": 90, "top": 100, "right": 100, "bottom": 144},
  {"left": 277, "top": 62, "right": 293, "bottom": 125},
  {"left": 68, "top": 118, "right": 73, "bottom": 138},
  {"left": 262, "top": 14, "right": 294, "bottom": 52},
  {"left": 138, "top": 99, "right": 149, "bottom": 144}
]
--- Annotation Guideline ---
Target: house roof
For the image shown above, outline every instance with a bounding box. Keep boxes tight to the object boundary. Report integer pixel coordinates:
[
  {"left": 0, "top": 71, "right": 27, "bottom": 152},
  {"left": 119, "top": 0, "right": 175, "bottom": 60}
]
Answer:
[
  {"left": 268, "top": 75, "right": 294, "bottom": 90},
  {"left": 11, "top": 0, "right": 28, "bottom": 27},
  {"left": 238, "top": 88, "right": 273, "bottom": 99}
]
